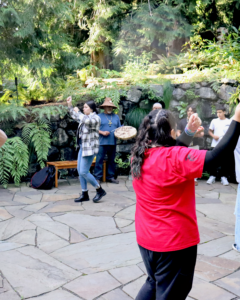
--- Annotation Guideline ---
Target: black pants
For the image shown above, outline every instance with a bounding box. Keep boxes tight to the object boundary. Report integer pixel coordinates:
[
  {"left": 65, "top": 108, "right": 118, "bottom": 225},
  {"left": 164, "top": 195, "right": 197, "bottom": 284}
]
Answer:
[
  {"left": 94, "top": 145, "right": 116, "bottom": 180},
  {"left": 136, "top": 245, "right": 197, "bottom": 300}
]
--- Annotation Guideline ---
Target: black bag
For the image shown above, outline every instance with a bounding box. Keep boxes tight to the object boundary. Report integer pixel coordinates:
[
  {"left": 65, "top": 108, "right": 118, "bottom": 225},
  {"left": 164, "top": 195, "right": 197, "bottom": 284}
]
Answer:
[{"left": 31, "top": 166, "right": 55, "bottom": 190}]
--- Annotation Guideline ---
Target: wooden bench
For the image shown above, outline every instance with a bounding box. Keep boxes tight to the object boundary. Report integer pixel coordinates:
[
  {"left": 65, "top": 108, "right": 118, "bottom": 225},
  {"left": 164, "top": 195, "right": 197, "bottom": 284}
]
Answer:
[{"left": 46, "top": 160, "right": 107, "bottom": 188}]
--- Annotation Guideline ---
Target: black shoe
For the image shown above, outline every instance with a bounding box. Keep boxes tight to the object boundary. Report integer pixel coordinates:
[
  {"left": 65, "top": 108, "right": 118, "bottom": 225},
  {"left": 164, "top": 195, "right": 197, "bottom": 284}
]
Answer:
[
  {"left": 107, "top": 178, "right": 119, "bottom": 184},
  {"left": 93, "top": 186, "right": 106, "bottom": 203},
  {"left": 74, "top": 191, "right": 90, "bottom": 202}
]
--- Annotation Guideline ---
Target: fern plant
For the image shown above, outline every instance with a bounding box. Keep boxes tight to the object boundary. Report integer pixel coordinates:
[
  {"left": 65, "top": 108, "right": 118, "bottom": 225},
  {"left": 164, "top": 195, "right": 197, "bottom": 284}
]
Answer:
[
  {"left": 22, "top": 120, "right": 51, "bottom": 168},
  {"left": 0, "top": 103, "right": 29, "bottom": 122},
  {"left": 0, "top": 137, "right": 29, "bottom": 188},
  {"left": 31, "top": 105, "right": 68, "bottom": 121}
]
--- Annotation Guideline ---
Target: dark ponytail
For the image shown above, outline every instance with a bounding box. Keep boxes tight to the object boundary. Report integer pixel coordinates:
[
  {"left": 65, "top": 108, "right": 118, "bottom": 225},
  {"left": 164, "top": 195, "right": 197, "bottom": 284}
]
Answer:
[
  {"left": 86, "top": 100, "right": 98, "bottom": 114},
  {"left": 131, "top": 109, "right": 176, "bottom": 179}
]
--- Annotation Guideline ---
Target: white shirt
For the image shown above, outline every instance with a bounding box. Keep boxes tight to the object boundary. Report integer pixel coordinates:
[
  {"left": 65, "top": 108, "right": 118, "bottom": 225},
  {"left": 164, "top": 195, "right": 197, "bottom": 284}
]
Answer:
[{"left": 209, "top": 118, "right": 230, "bottom": 147}]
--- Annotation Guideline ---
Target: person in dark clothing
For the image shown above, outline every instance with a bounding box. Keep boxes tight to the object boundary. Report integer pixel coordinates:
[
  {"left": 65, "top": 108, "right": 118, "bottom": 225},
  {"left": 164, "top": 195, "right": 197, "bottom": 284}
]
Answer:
[
  {"left": 94, "top": 97, "right": 121, "bottom": 184},
  {"left": 177, "top": 105, "right": 204, "bottom": 148},
  {"left": 131, "top": 106, "right": 240, "bottom": 300}
]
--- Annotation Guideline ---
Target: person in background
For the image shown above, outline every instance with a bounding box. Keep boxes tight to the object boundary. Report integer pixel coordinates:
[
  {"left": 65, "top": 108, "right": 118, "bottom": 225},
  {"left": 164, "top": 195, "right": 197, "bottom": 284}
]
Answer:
[
  {"left": 177, "top": 105, "right": 204, "bottom": 186},
  {"left": 152, "top": 103, "right": 162, "bottom": 111},
  {"left": 0, "top": 130, "right": 7, "bottom": 147},
  {"left": 207, "top": 105, "right": 230, "bottom": 185},
  {"left": 94, "top": 97, "right": 121, "bottom": 184},
  {"left": 67, "top": 96, "right": 106, "bottom": 203}
]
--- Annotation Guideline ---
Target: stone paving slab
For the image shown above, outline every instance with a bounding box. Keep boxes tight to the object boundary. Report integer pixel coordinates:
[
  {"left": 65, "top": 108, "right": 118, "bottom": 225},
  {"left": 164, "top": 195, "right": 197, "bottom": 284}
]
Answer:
[
  {"left": 8, "top": 230, "right": 36, "bottom": 245},
  {"left": 42, "top": 194, "right": 79, "bottom": 202},
  {"left": 0, "top": 246, "right": 81, "bottom": 298},
  {"left": 54, "top": 213, "right": 120, "bottom": 238},
  {"left": 109, "top": 265, "right": 144, "bottom": 284},
  {"left": 122, "top": 276, "right": 147, "bottom": 299},
  {"left": 51, "top": 232, "right": 142, "bottom": 274},
  {"left": 198, "top": 236, "right": 234, "bottom": 257},
  {"left": 115, "top": 205, "right": 136, "bottom": 220},
  {"left": 195, "top": 190, "right": 219, "bottom": 199},
  {"left": 215, "top": 270, "right": 240, "bottom": 297},
  {"left": 37, "top": 227, "right": 69, "bottom": 253},
  {"left": 0, "top": 179, "right": 239, "bottom": 300},
  {"left": 0, "top": 208, "right": 13, "bottom": 221},
  {"left": 220, "top": 193, "right": 237, "bottom": 204},
  {"left": 198, "top": 225, "right": 225, "bottom": 244},
  {"left": 195, "top": 255, "right": 240, "bottom": 281},
  {"left": 0, "top": 217, "right": 36, "bottom": 240},
  {"left": 189, "top": 277, "right": 235, "bottom": 300},
  {"left": 0, "top": 290, "right": 20, "bottom": 300},
  {"left": 220, "top": 250, "right": 240, "bottom": 262},
  {"left": 196, "top": 203, "right": 235, "bottom": 225},
  {"left": 5, "top": 205, "right": 33, "bottom": 219},
  {"left": 39, "top": 200, "right": 84, "bottom": 213},
  {"left": 196, "top": 197, "right": 221, "bottom": 204},
  {"left": 197, "top": 216, "right": 235, "bottom": 236},
  {"left": 64, "top": 271, "right": 121, "bottom": 300},
  {"left": 0, "top": 241, "right": 25, "bottom": 252},
  {"left": 98, "top": 288, "right": 133, "bottom": 300},
  {"left": 13, "top": 194, "right": 40, "bottom": 204},
  {"left": 27, "top": 289, "right": 80, "bottom": 300}
]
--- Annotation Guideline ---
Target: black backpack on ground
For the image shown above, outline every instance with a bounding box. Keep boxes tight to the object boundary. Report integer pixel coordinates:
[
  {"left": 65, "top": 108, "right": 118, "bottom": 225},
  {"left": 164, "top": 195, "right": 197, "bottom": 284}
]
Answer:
[{"left": 31, "top": 166, "right": 55, "bottom": 190}]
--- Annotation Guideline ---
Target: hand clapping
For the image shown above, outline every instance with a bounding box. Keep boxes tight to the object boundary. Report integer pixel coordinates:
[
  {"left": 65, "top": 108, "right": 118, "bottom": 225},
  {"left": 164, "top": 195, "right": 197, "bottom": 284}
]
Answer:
[{"left": 188, "top": 113, "right": 202, "bottom": 132}]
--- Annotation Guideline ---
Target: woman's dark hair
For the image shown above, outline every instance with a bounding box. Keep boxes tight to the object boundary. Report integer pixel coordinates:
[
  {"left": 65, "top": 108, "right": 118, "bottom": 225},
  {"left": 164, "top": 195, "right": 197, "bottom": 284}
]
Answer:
[
  {"left": 131, "top": 109, "right": 177, "bottom": 179},
  {"left": 86, "top": 100, "right": 98, "bottom": 114},
  {"left": 187, "top": 105, "right": 197, "bottom": 113}
]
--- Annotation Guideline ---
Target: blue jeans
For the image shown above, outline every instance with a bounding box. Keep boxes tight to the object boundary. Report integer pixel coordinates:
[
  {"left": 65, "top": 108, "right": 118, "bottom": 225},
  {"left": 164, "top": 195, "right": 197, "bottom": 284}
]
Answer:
[
  {"left": 77, "top": 147, "right": 100, "bottom": 191},
  {"left": 235, "top": 184, "right": 240, "bottom": 250}
]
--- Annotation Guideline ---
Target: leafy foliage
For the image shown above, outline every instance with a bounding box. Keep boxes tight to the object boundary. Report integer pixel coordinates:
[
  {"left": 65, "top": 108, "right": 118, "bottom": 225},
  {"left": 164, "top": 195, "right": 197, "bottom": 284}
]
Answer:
[
  {"left": 0, "top": 103, "right": 29, "bottom": 122},
  {"left": 125, "top": 107, "right": 150, "bottom": 129},
  {"left": 22, "top": 120, "right": 52, "bottom": 168},
  {"left": 0, "top": 137, "right": 29, "bottom": 187},
  {"left": 176, "top": 101, "right": 188, "bottom": 119}
]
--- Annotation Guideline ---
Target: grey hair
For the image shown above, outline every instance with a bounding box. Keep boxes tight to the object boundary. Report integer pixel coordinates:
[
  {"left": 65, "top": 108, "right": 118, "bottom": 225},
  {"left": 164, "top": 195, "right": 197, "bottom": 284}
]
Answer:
[{"left": 153, "top": 103, "right": 162, "bottom": 109}]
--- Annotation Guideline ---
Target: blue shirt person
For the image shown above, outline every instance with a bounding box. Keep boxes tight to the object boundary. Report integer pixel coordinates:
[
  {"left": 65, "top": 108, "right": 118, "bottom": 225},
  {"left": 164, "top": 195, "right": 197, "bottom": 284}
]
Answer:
[{"left": 94, "top": 97, "right": 121, "bottom": 184}]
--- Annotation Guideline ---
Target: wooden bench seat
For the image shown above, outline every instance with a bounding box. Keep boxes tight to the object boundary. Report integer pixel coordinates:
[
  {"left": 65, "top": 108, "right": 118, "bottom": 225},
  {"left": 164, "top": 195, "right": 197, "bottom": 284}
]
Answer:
[{"left": 46, "top": 160, "right": 107, "bottom": 188}]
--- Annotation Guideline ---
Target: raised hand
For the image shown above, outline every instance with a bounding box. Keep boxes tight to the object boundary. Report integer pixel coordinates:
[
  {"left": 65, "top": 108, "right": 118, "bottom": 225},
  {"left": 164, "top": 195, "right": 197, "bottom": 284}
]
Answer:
[
  {"left": 188, "top": 113, "right": 202, "bottom": 132},
  {"left": 67, "top": 96, "right": 72, "bottom": 106}
]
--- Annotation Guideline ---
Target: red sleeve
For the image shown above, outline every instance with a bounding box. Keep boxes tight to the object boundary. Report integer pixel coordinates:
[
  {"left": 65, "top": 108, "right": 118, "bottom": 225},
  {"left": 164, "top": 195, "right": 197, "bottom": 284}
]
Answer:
[{"left": 174, "top": 147, "right": 207, "bottom": 180}]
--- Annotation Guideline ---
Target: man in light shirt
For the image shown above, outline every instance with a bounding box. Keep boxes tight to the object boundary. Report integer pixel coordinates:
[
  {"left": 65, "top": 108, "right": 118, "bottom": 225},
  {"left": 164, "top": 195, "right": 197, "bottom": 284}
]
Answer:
[
  {"left": 0, "top": 130, "right": 7, "bottom": 147},
  {"left": 207, "top": 106, "right": 230, "bottom": 185}
]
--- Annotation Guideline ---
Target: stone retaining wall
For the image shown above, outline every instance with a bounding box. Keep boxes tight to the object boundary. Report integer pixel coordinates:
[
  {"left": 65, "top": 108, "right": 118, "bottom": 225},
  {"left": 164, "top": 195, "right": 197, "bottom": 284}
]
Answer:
[{"left": 14, "top": 79, "right": 239, "bottom": 178}]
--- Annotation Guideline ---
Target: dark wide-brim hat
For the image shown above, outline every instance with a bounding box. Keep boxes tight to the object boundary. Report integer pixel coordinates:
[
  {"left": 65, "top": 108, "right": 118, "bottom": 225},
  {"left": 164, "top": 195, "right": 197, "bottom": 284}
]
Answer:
[{"left": 99, "top": 97, "right": 117, "bottom": 109}]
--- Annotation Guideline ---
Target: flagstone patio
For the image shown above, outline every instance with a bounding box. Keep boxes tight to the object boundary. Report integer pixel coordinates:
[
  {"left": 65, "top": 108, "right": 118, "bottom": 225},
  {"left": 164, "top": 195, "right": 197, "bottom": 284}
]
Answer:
[{"left": 0, "top": 178, "right": 240, "bottom": 300}]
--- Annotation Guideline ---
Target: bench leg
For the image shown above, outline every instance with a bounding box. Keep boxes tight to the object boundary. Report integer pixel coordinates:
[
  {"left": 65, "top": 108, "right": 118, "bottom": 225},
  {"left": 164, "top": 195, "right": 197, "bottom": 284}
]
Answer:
[
  {"left": 103, "top": 162, "right": 107, "bottom": 183},
  {"left": 55, "top": 168, "right": 58, "bottom": 188}
]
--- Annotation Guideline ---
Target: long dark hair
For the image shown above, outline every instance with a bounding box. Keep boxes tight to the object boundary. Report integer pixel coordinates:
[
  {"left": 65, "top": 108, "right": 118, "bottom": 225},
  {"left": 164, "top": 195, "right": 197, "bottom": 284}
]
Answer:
[
  {"left": 131, "top": 109, "right": 177, "bottom": 179},
  {"left": 86, "top": 100, "right": 98, "bottom": 114}
]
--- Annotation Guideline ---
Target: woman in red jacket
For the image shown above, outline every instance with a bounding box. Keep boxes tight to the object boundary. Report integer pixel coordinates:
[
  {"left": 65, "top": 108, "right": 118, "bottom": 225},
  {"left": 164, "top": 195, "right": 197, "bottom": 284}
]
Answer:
[{"left": 131, "top": 106, "right": 240, "bottom": 300}]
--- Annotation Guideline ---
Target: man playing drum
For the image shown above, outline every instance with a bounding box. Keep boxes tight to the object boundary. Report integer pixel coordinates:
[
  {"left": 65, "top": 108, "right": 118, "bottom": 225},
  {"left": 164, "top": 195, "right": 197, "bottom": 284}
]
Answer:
[{"left": 94, "top": 97, "right": 121, "bottom": 184}]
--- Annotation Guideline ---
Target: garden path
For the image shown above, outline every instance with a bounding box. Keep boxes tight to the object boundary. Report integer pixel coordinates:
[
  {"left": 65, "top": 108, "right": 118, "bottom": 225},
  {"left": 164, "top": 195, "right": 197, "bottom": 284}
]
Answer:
[{"left": 0, "top": 179, "right": 239, "bottom": 300}]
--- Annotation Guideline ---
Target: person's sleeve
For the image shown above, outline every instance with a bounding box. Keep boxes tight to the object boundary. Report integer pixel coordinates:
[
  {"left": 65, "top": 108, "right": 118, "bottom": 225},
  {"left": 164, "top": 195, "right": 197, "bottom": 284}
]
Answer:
[
  {"left": 83, "top": 115, "right": 100, "bottom": 130},
  {"left": 0, "top": 130, "right": 7, "bottom": 147},
  {"left": 174, "top": 147, "right": 207, "bottom": 180},
  {"left": 176, "top": 130, "right": 194, "bottom": 147},
  {"left": 68, "top": 106, "right": 84, "bottom": 122},
  {"left": 209, "top": 119, "right": 214, "bottom": 131}
]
